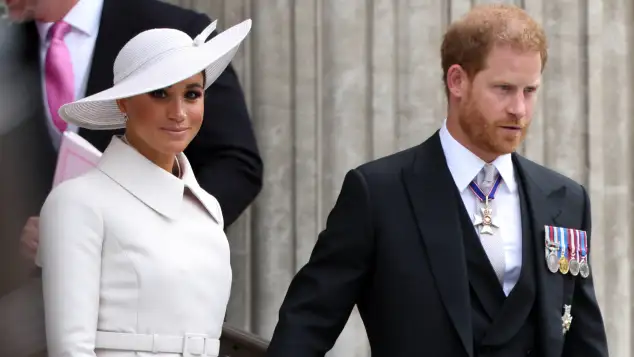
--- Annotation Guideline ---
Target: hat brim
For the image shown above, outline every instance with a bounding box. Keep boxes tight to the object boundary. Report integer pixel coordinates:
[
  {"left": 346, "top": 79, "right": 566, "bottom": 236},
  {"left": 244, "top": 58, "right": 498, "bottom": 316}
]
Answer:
[{"left": 58, "top": 19, "right": 252, "bottom": 130}]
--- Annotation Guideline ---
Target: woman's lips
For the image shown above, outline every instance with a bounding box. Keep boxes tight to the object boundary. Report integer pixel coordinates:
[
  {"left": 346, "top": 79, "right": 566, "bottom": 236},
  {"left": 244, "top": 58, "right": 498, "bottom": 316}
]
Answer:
[
  {"left": 161, "top": 127, "right": 188, "bottom": 132},
  {"left": 161, "top": 127, "right": 189, "bottom": 139}
]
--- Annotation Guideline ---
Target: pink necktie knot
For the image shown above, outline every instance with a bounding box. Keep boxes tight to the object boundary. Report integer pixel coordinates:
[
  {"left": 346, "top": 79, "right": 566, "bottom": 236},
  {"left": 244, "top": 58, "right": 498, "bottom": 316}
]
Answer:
[{"left": 49, "top": 21, "right": 71, "bottom": 41}]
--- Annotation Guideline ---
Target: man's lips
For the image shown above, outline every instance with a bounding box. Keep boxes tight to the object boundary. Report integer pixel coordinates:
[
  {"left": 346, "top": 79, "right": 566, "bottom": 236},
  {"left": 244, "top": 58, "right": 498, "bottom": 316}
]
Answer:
[{"left": 500, "top": 125, "right": 522, "bottom": 130}]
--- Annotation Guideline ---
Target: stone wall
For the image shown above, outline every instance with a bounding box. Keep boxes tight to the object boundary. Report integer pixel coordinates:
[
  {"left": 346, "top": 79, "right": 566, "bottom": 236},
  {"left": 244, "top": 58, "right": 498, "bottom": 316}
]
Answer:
[{"left": 165, "top": 0, "right": 633, "bottom": 355}]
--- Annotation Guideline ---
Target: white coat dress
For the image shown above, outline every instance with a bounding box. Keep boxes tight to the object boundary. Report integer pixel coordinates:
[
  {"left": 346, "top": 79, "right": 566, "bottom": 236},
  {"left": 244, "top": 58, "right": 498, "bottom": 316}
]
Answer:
[{"left": 39, "top": 136, "right": 232, "bottom": 357}]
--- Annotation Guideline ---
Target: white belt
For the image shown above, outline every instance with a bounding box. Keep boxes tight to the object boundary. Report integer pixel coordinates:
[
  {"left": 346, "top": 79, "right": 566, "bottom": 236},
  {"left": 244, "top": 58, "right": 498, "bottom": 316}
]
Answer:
[{"left": 95, "top": 331, "right": 220, "bottom": 356}]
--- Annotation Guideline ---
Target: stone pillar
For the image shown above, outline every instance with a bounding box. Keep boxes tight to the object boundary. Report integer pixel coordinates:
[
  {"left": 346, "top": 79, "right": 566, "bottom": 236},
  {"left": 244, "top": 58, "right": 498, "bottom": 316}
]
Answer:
[{"left": 169, "top": 0, "right": 633, "bottom": 355}]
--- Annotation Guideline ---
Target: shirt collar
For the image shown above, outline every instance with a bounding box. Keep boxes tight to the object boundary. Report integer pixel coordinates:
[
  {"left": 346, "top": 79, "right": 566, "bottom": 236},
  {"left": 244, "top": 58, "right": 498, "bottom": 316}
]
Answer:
[
  {"left": 36, "top": 0, "right": 104, "bottom": 41},
  {"left": 439, "top": 119, "right": 517, "bottom": 193},
  {"left": 97, "top": 137, "right": 223, "bottom": 225}
]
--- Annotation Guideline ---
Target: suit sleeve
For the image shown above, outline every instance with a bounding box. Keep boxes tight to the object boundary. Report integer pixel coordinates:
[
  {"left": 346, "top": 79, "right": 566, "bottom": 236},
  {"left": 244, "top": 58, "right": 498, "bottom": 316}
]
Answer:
[
  {"left": 39, "top": 183, "right": 103, "bottom": 357},
  {"left": 266, "top": 169, "right": 375, "bottom": 357},
  {"left": 562, "top": 185, "right": 609, "bottom": 357},
  {"left": 183, "top": 14, "right": 263, "bottom": 228}
]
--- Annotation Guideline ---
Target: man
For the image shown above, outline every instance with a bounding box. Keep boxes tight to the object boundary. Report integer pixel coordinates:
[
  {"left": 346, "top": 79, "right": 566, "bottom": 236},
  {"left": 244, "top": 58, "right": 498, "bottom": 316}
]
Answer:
[
  {"left": 4, "top": 0, "right": 262, "bottom": 263},
  {"left": 266, "top": 4, "right": 608, "bottom": 357}
]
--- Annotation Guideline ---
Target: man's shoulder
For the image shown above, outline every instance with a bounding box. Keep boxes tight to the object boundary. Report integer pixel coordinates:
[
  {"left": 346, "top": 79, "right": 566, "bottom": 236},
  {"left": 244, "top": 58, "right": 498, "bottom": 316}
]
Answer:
[
  {"left": 141, "top": 0, "right": 208, "bottom": 19},
  {"left": 515, "top": 154, "right": 587, "bottom": 198},
  {"left": 353, "top": 145, "right": 419, "bottom": 185},
  {"left": 124, "top": 0, "right": 210, "bottom": 34}
]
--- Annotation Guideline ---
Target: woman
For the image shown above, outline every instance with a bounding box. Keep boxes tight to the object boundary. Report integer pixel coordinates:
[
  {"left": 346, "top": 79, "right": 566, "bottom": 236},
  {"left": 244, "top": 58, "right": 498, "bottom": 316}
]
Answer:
[{"left": 38, "top": 19, "right": 252, "bottom": 357}]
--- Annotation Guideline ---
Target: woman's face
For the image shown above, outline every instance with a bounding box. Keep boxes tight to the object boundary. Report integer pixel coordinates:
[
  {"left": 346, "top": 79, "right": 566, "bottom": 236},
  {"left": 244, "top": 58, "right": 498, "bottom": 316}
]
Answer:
[{"left": 117, "top": 73, "right": 204, "bottom": 157}]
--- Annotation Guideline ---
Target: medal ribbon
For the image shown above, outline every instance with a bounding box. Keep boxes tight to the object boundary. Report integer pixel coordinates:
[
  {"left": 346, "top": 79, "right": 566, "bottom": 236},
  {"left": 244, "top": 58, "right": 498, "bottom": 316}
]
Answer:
[
  {"left": 581, "top": 231, "right": 587, "bottom": 261},
  {"left": 559, "top": 227, "right": 567, "bottom": 260},
  {"left": 564, "top": 228, "right": 570, "bottom": 260},
  {"left": 468, "top": 174, "right": 503, "bottom": 203},
  {"left": 568, "top": 229, "right": 579, "bottom": 260},
  {"left": 548, "top": 225, "right": 555, "bottom": 248},
  {"left": 550, "top": 227, "right": 561, "bottom": 254}
]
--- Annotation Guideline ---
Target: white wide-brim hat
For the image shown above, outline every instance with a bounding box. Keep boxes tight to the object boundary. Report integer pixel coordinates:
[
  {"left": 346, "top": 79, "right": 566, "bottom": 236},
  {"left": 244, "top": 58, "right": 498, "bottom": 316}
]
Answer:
[{"left": 58, "top": 19, "right": 252, "bottom": 130}]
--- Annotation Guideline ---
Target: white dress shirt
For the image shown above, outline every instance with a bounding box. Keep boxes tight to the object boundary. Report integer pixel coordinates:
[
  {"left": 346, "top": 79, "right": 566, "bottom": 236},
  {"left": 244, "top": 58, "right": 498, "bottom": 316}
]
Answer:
[
  {"left": 39, "top": 137, "right": 231, "bottom": 356},
  {"left": 439, "top": 120, "right": 523, "bottom": 296},
  {"left": 37, "top": 0, "right": 103, "bottom": 148}
]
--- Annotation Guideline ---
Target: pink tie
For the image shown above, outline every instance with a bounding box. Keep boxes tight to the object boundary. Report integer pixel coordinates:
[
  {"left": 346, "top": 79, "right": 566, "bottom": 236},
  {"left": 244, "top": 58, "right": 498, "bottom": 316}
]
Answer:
[{"left": 45, "top": 21, "right": 74, "bottom": 132}]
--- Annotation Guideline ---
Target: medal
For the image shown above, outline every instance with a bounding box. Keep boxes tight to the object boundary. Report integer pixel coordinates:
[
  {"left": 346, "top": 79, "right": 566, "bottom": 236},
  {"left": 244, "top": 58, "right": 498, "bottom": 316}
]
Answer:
[
  {"left": 559, "top": 256, "right": 569, "bottom": 274},
  {"left": 545, "top": 225, "right": 560, "bottom": 273},
  {"left": 558, "top": 227, "right": 569, "bottom": 274},
  {"left": 568, "top": 229, "right": 580, "bottom": 276},
  {"left": 579, "top": 261, "right": 589, "bottom": 278},
  {"left": 579, "top": 231, "right": 590, "bottom": 278},
  {"left": 469, "top": 174, "right": 502, "bottom": 235}
]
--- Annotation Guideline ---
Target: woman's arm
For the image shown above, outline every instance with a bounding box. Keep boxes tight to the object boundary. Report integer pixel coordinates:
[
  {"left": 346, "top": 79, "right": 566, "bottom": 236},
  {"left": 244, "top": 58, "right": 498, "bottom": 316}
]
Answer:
[{"left": 39, "top": 182, "right": 104, "bottom": 357}]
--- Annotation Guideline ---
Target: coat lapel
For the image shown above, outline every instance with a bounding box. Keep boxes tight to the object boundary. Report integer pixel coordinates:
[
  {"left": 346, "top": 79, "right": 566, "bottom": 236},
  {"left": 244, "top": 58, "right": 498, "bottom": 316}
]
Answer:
[
  {"left": 402, "top": 132, "right": 474, "bottom": 357},
  {"left": 513, "top": 154, "right": 566, "bottom": 357}
]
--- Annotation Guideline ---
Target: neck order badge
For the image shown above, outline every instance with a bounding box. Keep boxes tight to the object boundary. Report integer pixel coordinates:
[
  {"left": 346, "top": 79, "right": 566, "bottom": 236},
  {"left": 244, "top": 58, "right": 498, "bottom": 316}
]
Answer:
[{"left": 469, "top": 174, "right": 503, "bottom": 235}]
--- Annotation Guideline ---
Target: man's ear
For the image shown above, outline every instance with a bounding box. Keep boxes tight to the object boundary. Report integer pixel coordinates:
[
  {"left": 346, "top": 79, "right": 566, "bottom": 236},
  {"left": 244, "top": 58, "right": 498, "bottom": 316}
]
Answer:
[{"left": 446, "top": 64, "right": 469, "bottom": 99}]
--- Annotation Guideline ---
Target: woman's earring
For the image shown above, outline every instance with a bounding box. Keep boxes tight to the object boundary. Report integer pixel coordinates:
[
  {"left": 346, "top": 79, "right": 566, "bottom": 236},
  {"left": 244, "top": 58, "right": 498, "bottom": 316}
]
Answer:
[{"left": 123, "top": 113, "right": 128, "bottom": 122}]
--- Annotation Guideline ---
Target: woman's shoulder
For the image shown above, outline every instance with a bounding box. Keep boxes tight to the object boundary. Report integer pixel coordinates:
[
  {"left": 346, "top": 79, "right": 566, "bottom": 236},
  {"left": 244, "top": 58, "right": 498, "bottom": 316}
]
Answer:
[
  {"left": 43, "top": 169, "right": 105, "bottom": 211},
  {"left": 39, "top": 170, "right": 106, "bottom": 243}
]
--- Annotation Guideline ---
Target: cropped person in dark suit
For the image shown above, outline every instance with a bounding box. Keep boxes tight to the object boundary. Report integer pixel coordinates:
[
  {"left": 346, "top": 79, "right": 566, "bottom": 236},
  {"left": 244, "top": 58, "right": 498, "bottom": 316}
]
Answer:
[
  {"left": 8, "top": 0, "right": 262, "bottom": 263},
  {"left": 266, "top": 4, "right": 608, "bottom": 357}
]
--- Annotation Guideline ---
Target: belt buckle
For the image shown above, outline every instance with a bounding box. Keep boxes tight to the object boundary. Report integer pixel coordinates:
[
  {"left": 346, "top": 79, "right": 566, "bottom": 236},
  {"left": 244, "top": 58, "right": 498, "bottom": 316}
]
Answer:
[{"left": 183, "top": 333, "right": 208, "bottom": 357}]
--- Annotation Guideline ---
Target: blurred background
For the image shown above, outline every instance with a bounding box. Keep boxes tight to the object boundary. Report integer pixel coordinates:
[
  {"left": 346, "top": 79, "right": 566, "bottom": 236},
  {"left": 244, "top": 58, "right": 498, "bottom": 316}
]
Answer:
[{"left": 1, "top": 0, "right": 633, "bottom": 356}]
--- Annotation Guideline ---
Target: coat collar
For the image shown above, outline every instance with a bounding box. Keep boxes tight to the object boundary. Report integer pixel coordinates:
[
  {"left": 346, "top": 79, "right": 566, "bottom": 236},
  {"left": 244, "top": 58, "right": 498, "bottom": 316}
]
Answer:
[{"left": 97, "top": 136, "right": 223, "bottom": 225}]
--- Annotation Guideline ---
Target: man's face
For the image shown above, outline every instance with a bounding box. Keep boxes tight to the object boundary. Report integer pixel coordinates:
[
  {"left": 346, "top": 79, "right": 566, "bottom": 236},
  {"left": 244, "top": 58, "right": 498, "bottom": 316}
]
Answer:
[
  {"left": 2, "top": 0, "right": 70, "bottom": 22},
  {"left": 3, "top": 0, "right": 40, "bottom": 22},
  {"left": 455, "top": 46, "right": 542, "bottom": 160}
]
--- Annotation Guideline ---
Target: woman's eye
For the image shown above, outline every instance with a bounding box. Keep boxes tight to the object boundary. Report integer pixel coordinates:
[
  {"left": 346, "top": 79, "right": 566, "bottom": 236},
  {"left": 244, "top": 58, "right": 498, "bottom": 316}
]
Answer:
[
  {"left": 149, "top": 89, "right": 167, "bottom": 98},
  {"left": 186, "top": 91, "right": 203, "bottom": 100}
]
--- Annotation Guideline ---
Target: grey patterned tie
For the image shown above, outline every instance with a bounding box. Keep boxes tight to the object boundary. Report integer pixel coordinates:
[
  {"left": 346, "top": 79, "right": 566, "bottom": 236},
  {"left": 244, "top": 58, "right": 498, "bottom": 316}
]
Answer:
[{"left": 476, "top": 164, "right": 506, "bottom": 285}]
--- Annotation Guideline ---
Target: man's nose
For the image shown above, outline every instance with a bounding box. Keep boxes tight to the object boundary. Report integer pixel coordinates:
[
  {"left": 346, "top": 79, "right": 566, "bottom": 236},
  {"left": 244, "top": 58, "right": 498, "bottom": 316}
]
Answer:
[{"left": 507, "top": 93, "right": 527, "bottom": 118}]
